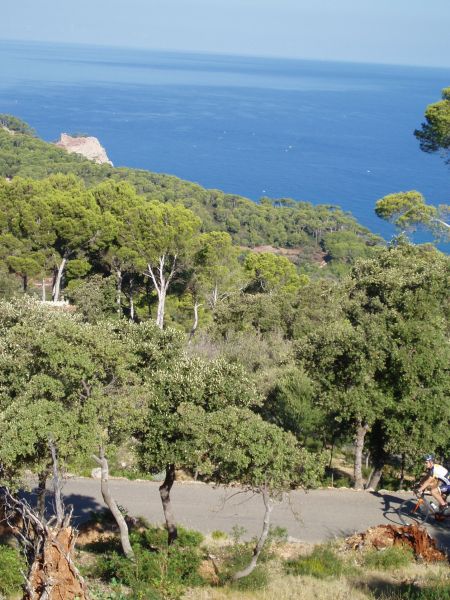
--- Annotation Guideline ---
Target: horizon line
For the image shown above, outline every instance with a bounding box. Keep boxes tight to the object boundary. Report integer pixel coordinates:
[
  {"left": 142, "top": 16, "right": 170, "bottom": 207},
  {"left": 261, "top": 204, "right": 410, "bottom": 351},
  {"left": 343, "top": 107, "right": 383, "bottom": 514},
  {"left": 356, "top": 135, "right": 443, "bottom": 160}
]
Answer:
[{"left": 2, "top": 36, "right": 450, "bottom": 72}]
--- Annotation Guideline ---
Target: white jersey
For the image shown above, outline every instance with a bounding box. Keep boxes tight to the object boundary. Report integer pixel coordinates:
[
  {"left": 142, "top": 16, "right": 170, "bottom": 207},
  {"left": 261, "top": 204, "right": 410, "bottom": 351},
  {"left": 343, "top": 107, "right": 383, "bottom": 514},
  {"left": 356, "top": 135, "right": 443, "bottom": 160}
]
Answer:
[{"left": 431, "top": 464, "right": 450, "bottom": 485}]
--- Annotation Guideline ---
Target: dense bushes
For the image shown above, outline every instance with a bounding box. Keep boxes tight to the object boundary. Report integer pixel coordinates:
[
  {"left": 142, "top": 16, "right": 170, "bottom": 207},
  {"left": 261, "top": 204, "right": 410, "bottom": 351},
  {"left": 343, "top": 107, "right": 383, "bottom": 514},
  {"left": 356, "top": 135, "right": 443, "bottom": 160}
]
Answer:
[
  {"left": 91, "top": 526, "right": 204, "bottom": 599},
  {"left": 285, "top": 546, "right": 347, "bottom": 579}
]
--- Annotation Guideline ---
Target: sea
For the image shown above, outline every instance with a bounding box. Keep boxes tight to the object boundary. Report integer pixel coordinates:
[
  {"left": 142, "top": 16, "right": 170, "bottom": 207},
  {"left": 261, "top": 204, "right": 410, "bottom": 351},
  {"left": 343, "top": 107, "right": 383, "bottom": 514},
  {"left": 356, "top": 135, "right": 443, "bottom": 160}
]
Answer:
[{"left": 1, "top": 39, "right": 449, "bottom": 243}]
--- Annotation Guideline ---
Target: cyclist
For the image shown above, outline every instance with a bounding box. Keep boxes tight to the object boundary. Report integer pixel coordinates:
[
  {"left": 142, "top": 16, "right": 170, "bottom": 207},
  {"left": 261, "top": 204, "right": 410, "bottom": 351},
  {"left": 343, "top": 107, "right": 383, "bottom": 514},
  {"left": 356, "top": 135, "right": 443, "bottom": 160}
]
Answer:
[{"left": 416, "top": 454, "right": 450, "bottom": 513}]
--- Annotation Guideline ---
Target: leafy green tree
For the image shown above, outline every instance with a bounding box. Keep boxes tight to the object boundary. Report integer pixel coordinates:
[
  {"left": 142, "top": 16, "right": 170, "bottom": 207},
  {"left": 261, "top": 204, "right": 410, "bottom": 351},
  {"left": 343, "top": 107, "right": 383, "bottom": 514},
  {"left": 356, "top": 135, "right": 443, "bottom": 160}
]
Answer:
[
  {"left": 375, "top": 191, "right": 449, "bottom": 241},
  {"left": 0, "top": 118, "right": 381, "bottom": 274},
  {"left": 90, "top": 180, "right": 142, "bottom": 317},
  {"left": 298, "top": 316, "right": 389, "bottom": 489},
  {"left": 186, "top": 231, "right": 244, "bottom": 337},
  {"left": 136, "top": 353, "right": 259, "bottom": 544},
  {"left": 349, "top": 243, "right": 450, "bottom": 489},
  {"left": 0, "top": 299, "right": 137, "bottom": 556},
  {"left": 44, "top": 175, "right": 102, "bottom": 301},
  {"left": 262, "top": 367, "right": 325, "bottom": 447},
  {"left": 322, "top": 230, "right": 381, "bottom": 264},
  {"left": 244, "top": 252, "right": 308, "bottom": 294},
  {"left": 0, "top": 175, "right": 104, "bottom": 301},
  {"left": 122, "top": 202, "right": 201, "bottom": 327},
  {"left": 414, "top": 87, "right": 450, "bottom": 163},
  {"left": 298, "top": 243, "right": 450, "bottom": 490},
  {"left": 66, "top": 274, "right": 118, "bottom": 322},
  {"left": 183, "top": 405, "right": 324, "bottom": 579},
  {"left": 0, "top": 114, "right": 36, "bottom": 136}
]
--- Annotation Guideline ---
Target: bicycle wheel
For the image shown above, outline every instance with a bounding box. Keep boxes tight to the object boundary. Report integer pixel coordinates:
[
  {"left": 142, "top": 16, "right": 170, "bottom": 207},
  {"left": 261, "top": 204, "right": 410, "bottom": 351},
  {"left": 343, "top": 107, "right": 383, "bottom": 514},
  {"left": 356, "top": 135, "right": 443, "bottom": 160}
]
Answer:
[{"left": 398, "top": 497, "right": 431, "bottom": 526}]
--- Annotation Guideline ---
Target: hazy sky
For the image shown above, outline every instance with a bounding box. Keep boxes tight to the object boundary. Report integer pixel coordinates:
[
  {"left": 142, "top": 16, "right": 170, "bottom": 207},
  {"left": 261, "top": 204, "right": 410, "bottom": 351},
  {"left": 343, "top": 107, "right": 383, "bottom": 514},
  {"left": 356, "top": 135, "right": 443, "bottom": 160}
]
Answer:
[{"left": 2, "top": 0, "right": 450, "bottom": 68}]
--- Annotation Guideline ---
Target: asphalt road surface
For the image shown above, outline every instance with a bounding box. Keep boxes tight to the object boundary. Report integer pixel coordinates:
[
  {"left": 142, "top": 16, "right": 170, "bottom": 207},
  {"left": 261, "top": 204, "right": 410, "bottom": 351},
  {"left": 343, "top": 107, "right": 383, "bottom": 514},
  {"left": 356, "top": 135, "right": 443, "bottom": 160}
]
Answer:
[{"left": 38, "top": 478, "right": 430, "bottom": 544}]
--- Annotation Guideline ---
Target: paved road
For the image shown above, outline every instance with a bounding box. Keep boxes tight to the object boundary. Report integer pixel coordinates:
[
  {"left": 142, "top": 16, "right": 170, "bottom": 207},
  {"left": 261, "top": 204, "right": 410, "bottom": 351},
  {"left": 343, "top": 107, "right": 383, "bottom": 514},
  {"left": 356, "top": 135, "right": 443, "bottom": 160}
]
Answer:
[{"left": 43, "top": 478, "right": 425, "bottom": 544}]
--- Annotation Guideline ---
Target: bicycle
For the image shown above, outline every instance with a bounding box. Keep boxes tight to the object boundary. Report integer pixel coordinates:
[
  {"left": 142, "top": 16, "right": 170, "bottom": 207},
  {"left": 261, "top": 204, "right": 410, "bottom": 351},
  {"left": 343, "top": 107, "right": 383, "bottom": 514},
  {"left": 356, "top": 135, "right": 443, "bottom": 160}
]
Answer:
[{"left": 398, "top": 489, "right": 450, "bottom": 527}]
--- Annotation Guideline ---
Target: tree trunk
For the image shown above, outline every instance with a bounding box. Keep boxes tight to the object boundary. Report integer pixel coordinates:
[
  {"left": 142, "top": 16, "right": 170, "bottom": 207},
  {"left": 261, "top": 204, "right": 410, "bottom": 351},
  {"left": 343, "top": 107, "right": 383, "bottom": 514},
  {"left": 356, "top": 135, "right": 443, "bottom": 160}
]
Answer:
[
  {"left": 210, "top": 283, "right": 219, "bottom": 310},
  {"left": 49, "top": 441, "right": 65, "bottom": 528},
  {"left": 354, "top": 421, "right": 369, "bottom": 490},
  {"left": 129, "top": 276, "right": 135, "bottom": 321},
  {"left": 328, "top": 441, "right": 334, "bottom": 469},
  {"left": 52, "top": 256, "right": 67, "bottom": 302},
  {"left": 116, "top": 269, "right": 122, "bottom": 318},
  {"left": 42, "top": 278, "right": 46, "bottom": 302},
  {"left": 366, "top": 465, "right": 384, "bottom": 491},
  {"left": 37, "top": 471, "right": 48, "bottom": 522},
  {"left": 399, "top": 453, "right": 405, "bottom": 490},
  {"left": 92, "top": 451, "right": 134, "bottom": 559},
  {"left": 365, "top": 422, "right": 387, "bottom": 491},
  {"left": 147, "top": 255, "right": 177, "bottom": 330},
  {"left": 232, "top": 487, "right": 274, "bottom": 580},
  {"left": 188, "top": 302, "right": 201, "bottom": 342},
  {"left": 159, "top": 464, "right": 177, "bottom": 545},
  {"left": 156, "top": 287, "right": 166, "bottom": 329},
  {"left": 23, "top": 273, "right": 28, "bottom": 293}
]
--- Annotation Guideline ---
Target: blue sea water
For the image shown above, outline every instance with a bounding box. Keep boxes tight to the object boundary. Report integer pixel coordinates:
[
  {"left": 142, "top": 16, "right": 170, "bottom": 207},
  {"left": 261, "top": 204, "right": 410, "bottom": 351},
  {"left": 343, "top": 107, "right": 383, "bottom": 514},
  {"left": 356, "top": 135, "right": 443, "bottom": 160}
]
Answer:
[{"left": 0, "top": 39, "right": 449, "bottom": 242}]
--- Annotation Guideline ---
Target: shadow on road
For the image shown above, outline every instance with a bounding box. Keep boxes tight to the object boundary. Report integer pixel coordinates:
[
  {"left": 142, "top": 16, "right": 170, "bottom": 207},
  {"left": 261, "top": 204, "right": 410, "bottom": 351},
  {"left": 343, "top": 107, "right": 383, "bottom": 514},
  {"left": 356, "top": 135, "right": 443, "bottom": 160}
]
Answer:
[
  {"left": 22, "top": 488, "right": 105, "bottom": 526},
  {"left": 370, "top": 491, "right": 404, "bottom": 525}
]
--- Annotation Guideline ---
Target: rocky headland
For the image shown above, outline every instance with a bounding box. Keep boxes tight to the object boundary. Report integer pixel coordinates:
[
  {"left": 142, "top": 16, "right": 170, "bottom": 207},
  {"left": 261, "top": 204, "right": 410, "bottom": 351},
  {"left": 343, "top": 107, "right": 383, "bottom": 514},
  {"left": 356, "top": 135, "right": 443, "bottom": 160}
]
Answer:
[{"left": 55, "top": 133, "right": 113, "bottom": 165}]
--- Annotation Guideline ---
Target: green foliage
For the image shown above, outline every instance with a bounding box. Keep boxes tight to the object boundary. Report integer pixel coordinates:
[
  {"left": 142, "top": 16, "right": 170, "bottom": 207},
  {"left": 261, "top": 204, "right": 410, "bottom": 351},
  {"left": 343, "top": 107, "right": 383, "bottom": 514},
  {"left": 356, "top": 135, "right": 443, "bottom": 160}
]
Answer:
[
  {"left": 414, "top": 87, "right": 450, "bottom": 162},
  {"left": 375, "top": 191, "right": 448, "bottom": 241},
  {"left": 90, "top": 584, "right": 129, "bottom": 600},
  {"left": 93, "top": 526, "right": 204, "bottom": 600},
  {"left": 0, "top": 122, "right": 381, "bottom": 269},
  {"left": 184, "top": 406, "right": 325, "bottom": 490},
  {"left": 263, "top": 367, "right": 325, "bottom": 445},
  {"left": 0, "top": 264, "right": 22, "bottom": 299},
  {"left": 244, "top": 251, "right": 308, "bottom": 294},
  {"left": 322, "top": 230, "right": 381, "bottom": 264},
  {"left": 0, "top": 114, "right": 35, "bottom": 136},
  {"left": 284, "top": 545, "right": 347, "bottom": 579},
  {"left": 297, "top": 243, "right": 450, "bottom": 479},
  {"left": 137, "top": 354, "right": 261, "bottom": 475},
  {"left": 0, "top": 299, "right": 138, "bottom": 484},
  {"left": 219, "top": 525, "right": 287, "bottom": 591},
  {"left": 211, "top": 530, "right": 227, "bottom": 540},
  {"left": 362, "top": 545, "right": 414, "bottom": 570},
  {"left": 66, "top": 275, "right": 118, "bottom": 322},
  {"left": 0, "top": 544, "right": 26, "bottom": 596}
]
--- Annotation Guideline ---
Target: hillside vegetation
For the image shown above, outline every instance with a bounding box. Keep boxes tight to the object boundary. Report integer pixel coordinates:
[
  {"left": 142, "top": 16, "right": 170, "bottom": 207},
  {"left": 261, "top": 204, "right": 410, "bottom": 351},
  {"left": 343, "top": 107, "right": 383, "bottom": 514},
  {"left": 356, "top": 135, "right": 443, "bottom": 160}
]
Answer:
[{"left": 0, "top": 113, "right": 448, "bottom": 599}]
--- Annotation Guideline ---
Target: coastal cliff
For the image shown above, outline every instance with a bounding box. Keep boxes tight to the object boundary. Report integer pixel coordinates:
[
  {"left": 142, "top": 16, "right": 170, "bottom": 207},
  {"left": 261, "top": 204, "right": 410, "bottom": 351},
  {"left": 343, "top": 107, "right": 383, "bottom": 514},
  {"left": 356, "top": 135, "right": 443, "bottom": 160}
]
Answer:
[{"left": 55, "top": 133, "right": 113, "bottom": 165}]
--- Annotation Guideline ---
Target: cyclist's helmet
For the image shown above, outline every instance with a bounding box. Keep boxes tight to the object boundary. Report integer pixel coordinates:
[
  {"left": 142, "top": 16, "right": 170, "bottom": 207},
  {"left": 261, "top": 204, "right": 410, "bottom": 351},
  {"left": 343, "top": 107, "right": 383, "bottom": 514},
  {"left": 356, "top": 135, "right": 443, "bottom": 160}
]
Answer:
[{"left": 424, "top": 454, "right": 435, "bottom": 462}]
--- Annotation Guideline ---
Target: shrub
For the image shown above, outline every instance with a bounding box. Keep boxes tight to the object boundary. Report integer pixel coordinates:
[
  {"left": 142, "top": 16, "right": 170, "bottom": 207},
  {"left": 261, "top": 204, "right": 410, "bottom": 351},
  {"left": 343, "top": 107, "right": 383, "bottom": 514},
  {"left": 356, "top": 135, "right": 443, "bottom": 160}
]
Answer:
[
  {"left": 93, "top": 526, "right": 204, "bottom": 600},
  {"left": 217, "top": 526, "right": 286, "bottom": 591},
  {"left": 220, "top": 542, "right": 269, "bottom": 591},
  {"left": 231, "top": 565, "right": 269, "bottom": 591},
  {"left": 363, "top": 545, "right": 414, "bottom": 570},
  {"left": 0, "top": 545, "right": 25, "bottom": 597},
  {"left": 211, "top": 530, "right": 227, "bottom": 541},
  {"left": 285, "top": 545, "right": 346, "bottom": 579}
]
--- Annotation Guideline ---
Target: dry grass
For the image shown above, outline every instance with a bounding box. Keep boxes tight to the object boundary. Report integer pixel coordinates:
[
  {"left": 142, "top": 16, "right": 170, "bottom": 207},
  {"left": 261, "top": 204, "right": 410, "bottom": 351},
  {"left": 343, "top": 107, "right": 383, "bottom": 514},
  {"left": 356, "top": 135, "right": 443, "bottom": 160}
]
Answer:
[
  {"left": 183, "top": 573, "right": 370, "bottom": 600},
  {"left": 183, "top": 555, "right": 450, "bottom": 600}
]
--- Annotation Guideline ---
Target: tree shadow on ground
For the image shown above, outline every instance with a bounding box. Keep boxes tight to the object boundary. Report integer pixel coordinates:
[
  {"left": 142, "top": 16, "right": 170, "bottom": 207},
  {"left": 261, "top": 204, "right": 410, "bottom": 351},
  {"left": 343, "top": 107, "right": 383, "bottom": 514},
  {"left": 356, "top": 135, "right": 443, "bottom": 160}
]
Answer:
[
  {"left": 21, "top": 488, "right": 105, "bottom": 525},
  {"left": 370, "top": 490, "right": 405, "bottom": 525},
  {"left": 352, "top": 577, "right": 420, "bottom": 599},
  {"left": 352, "top": 575, "right": 448, "bottom": 600}
]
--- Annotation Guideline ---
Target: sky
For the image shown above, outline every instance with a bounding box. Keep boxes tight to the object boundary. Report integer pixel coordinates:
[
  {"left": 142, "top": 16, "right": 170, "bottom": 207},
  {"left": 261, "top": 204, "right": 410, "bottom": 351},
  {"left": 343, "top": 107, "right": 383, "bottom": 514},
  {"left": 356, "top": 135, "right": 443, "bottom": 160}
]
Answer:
[{"left": 2, "top": 0, "right": 450, "bottom": 68}]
